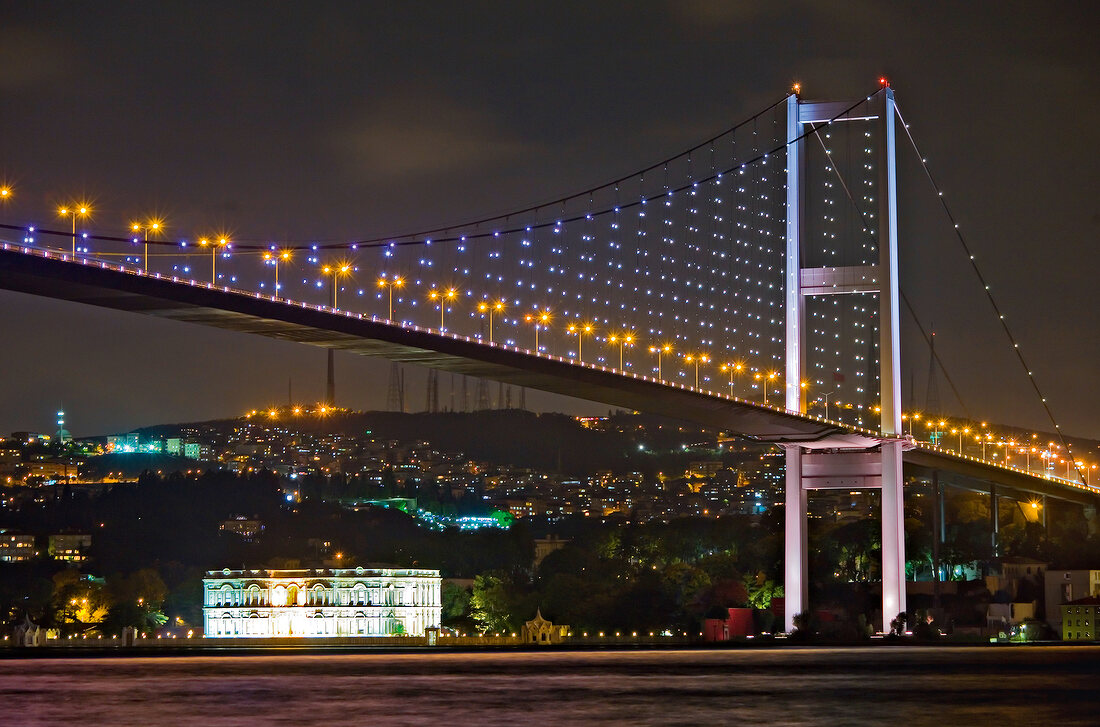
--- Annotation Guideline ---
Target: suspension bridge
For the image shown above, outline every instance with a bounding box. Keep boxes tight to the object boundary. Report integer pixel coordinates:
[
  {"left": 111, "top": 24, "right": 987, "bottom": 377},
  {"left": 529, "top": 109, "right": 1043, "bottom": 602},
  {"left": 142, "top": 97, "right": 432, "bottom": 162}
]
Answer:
[{"left": 0, "top": 82, "right": 1094, "bottom": 630}]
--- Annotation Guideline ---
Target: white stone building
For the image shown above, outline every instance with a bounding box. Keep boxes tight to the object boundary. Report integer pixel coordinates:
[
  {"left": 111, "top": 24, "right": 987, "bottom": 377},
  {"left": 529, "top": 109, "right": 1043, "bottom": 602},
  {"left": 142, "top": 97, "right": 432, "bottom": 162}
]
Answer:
[{"left": 203, "top": 567, "right": 441, "bottom": 638}]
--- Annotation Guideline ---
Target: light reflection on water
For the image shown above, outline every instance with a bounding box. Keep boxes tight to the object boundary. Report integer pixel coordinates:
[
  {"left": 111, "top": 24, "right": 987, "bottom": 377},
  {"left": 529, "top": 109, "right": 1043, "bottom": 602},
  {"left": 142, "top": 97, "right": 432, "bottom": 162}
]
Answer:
[{"left": 2, "top": 646, "right": 1097, "bottom": 726}]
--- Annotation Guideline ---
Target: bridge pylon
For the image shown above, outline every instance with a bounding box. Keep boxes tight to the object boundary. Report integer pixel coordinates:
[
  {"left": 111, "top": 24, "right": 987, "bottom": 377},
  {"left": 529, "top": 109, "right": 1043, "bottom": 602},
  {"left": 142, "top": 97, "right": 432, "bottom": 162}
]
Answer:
[{"left": 783, "top": 87, "right": 906, "bottom": 633}]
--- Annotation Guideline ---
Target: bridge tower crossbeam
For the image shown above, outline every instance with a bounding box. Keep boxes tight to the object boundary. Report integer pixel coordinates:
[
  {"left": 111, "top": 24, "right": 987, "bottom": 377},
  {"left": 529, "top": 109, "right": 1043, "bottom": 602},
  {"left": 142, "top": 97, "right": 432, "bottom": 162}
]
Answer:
[{"left": 783, "top": 88, "right": 906, "bottom": 632}]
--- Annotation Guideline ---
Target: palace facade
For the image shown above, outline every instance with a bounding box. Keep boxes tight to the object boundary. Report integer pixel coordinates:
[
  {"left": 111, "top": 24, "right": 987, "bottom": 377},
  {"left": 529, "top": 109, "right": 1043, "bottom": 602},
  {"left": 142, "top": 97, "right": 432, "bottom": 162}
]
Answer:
[{"left": 203, "top": 567, "right": 442, "bottom": 638}]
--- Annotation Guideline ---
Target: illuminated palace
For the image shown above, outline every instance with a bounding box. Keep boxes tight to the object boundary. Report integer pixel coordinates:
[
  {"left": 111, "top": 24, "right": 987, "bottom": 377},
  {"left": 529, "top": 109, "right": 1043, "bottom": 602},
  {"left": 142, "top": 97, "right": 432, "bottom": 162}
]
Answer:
[{"left": 203, "top": 567, "right": 441, "bottom": 638}]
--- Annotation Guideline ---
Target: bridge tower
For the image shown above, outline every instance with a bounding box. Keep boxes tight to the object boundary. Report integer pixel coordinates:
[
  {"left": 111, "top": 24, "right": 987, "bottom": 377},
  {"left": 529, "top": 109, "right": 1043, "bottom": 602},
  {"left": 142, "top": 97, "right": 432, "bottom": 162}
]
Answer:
[{"left": 783, "top": 87, "right": 907, "bottom": 632}]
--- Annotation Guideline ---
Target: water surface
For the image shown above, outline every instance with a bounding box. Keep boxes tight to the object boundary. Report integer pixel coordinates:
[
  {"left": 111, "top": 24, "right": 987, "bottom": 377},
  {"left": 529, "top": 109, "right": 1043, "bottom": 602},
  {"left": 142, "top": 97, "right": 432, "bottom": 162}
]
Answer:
[{"left": 2, "top": 646, "right": 1096, "bottom": 726}]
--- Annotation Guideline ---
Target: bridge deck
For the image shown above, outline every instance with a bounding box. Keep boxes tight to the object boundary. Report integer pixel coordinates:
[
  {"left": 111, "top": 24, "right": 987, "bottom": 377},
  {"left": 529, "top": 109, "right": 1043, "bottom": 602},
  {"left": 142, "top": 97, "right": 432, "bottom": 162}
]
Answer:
[{"left": 1, "top": 245, "right": 1095, "bottom": 504}]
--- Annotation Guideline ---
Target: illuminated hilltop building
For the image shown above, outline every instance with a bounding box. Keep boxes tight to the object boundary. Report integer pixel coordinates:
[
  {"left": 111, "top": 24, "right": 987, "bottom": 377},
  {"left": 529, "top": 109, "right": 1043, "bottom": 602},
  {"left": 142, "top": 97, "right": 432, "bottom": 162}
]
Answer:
[{"left": 202, "top": 567, "right": 441, "bottom": 638}]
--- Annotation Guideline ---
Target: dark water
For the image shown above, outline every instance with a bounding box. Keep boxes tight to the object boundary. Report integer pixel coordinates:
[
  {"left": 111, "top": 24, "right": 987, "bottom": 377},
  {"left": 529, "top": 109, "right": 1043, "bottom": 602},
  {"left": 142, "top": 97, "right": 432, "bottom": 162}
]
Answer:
[{"left": 2, "top": 646, "right": 1097, "bottom": 726}]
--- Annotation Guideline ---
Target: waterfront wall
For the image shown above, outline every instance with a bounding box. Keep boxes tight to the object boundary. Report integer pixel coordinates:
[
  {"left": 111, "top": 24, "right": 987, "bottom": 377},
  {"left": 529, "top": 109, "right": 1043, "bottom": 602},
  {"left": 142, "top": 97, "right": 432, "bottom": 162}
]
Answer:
[{"left": 3, "top": 633, "right": 699, "bottom": 649}]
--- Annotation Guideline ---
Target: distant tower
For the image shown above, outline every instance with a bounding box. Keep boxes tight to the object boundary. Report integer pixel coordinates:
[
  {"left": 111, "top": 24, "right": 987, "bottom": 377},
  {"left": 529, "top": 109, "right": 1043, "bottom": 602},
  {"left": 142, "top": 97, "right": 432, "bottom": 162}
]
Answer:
[
  {"left": 55, "top": 408, "right": 72, "bottom": 444},
  {"left": 387, "top": 363, "right": 405, "bottom": 412},
  {"left": 497, "top": 381, "right": 504, "bottom": 409},
  {"left": 925, "top": 329, "right": 941, "bottom": 415},
  {"left": 461, "top": 376, "right": 469, "bottom": 412},
  {"left": 476, "top": 378, "right": 490, "bottom": 410},
  {"left": 325, "top": 350, "right": 336, "bottom": 407},
  {"left": 518, "top": 387, "right": 526, "bottom": 411},
  {"left": 425, "top": 369, "right": 439, "bottom": 412},
  {"left": 504, "top": 386, "right": 512, "bottom": 410}
]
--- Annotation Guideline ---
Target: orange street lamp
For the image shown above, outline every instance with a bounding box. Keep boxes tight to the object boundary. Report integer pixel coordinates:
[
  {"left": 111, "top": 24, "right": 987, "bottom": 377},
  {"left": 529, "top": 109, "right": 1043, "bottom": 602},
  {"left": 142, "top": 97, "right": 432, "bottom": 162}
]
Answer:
[
  {"left": 649, "top": 344, "right": 672, "bottom": 380},
  {"left": 683, "top": 353, "right": 710, "bottom": 389},
  {"left": 607, "top": 332, "right": 635, "bottom": 370},
  {"left": 377, "top": 275, "right": 404, "bottom": 321},
  {"left": 478, "top": 299, "right": 505, "bottom": 343},
  {"left": 567, "top": 322, "right": 594, "bottom": 363},
  {"left": 198, "top": 237, "right": 229, "bottom": 285},
  {"left": 58, "top": 204, "right": 91, "bottom": 256},
  {"left": 263, "top": 249, "right": 292, "bottom": 295},
  {"left": 429, "top": 287, "right": 458, "bottom": 330},
  {"left": 525, "top": 309, "right": 551, "bottom": 352},
  {"left": 131, "top": 219, "right": 163, "bottom": 272},
  {"left": 322, "top": 262, "right": 352, "bottom": 308},
  {"left": 719, "top": 362, "right": 744, "bottom": 398},
  {"left": 755, "top": 370, "right": 779, "bottom": 406}
]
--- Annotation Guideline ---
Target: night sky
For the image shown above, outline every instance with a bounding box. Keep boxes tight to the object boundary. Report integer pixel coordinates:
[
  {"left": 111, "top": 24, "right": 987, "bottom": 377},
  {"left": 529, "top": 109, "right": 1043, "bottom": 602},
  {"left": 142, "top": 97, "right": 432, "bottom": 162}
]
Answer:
[{"left": 0, "top": 2, "right": 1096, "bottom": 439}]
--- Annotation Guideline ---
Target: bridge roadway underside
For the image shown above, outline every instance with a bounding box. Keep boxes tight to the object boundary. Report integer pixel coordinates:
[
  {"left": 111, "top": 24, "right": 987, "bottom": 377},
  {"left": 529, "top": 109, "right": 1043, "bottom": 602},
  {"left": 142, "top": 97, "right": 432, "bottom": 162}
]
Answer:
[
  {"left": 0, "top": 248, "right": 859, "bottom": 444},
  {"left": 2, "top": 248, "right": 1096, "bottom": 505},
  {"left": 905, "top": 449, "right": 1097, "bottom": 506}
]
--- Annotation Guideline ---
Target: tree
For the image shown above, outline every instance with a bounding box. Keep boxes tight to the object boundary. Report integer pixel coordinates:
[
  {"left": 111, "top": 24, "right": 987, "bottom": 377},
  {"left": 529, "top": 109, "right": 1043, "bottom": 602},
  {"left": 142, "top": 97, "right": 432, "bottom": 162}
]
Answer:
[
  {"left": 441, "top": 582, "right": 471, "bottom": 625},
  {"left": 51, "top": 571, "right": 109, "bottom": 629},
  {"left": 470, "top": 573, "right": 515, "bottom": 633},
  {"left": 102, "top": 568, "right": 169, "bottom": 633}
]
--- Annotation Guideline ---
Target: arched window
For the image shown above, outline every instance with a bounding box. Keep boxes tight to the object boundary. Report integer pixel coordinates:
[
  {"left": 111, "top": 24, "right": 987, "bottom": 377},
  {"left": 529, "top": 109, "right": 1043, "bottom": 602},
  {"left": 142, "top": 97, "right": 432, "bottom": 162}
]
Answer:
[
  {"left": 247, "top": 584, "right": 261, "bottom": 606},
  {"left": 272, "top": 585, "right": 287, "bottom": 607},
  {"left": 311, "top": 584, "right": 326, "bottom": 606},
  {"left": 287, "top": 584, "right": 300, "bottom": 606}
]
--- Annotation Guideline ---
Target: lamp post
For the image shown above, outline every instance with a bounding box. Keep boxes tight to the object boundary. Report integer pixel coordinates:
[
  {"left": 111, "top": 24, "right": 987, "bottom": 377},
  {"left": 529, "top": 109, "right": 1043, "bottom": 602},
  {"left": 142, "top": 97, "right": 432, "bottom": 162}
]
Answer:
[
  {"left": 131, "top": 220, "right": 162, "bottom": 272},
  {"left": 719, "top": 362, "right": 744, "bottom": 397},
  {"left": 649, "top": 344, "right": 671, "bottom": 380},
  {"left": 526, "top": 310, "right": 551, "bottom": 352},
  {"left": 58, "top": 205, "right": 90, "bottom": 256},
  {"left": 264, "top": 250, "right": 291, "bottom": 295},
  {"left": 607, "top": 332, "right": 634, "bottom": 370},
  {"left": 198, "top": 237, "right": 228, "bottom": 284},
  {"left": 429, "top": 287, "right": 458, "bottom": 330},
  {"left": 755, "top": 371, "right": 778, "bottom": 406},
  {"left": 322, "top": 263, "right": 351, "bottom": 308},
  {"left": 567, "top": 323, "right": 593, "bottom": 363},
  {"left": 478, "top": 300, "right": 505, "bottom": 343},
  {"left": 377, "top": 275, "right": 404, "bottom": 321},
  {"left": 683, "top": 353, "right": 709, "bottom": 389},
  {"left": 957, "top": 427, "right": 969, "bottom": 454}
]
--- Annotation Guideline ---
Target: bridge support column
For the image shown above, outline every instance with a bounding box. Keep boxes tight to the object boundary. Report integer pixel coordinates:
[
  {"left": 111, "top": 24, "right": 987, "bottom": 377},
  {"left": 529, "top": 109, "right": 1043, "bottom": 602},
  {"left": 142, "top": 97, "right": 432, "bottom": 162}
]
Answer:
[
  {"left": 931, "top": 472, "right": 941, "bottom": 608},
  {"left": 990, "top": 484, "right": 999, "bottom": 556},
  {"left": 783, "top": 444, "right": 808, "bottom": 633},
  {"left": 880, "top": 440, "right": 906, "bottom": 628}
]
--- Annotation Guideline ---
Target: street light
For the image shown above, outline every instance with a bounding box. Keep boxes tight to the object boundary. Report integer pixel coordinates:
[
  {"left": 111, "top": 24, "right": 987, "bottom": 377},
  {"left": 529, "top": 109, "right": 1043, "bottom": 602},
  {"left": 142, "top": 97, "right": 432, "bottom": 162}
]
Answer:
[
  {"left": 198, "top": 237, "right": 229, "bottom": 284},
  {"left": 719, "top": 362, "right": 744, "bottom": 397},
  {"left": 322, "top": 263, "right": 352, "bottom": 308},
  {"left": 131, "top": 219, "right": 162, "bottom": 272},
  {"left": 428, "top": 287, "right": 458, "bottom": 330},
  {"left": 607, "top": 332, "right": 635, "bottom": 370},
  {"left": 648, "top": 344, "right": 672, "bottom": 379},
  {"left": 525, "top": 309, "right": 551, "bottom": 352},
  {"left": 377, "top": 275, "right": 404, "bottom": 321},
  {"left": 567, "top": 323, "right": 594, "bottom": 363},
  {"left": 478, "top": 300, "right": 505, "bottom": 343},
  {"left": 262, "top": 249, "right": 292, "bottom": 295},
  {"left": 683, "top": 353, "right": 709, "bottom": 389},
  {"left": 58, "top": 204, "right": 91, "bottom": 256},
  {"left": 755, "top": 371, "right": 779, "bottom": 406}
]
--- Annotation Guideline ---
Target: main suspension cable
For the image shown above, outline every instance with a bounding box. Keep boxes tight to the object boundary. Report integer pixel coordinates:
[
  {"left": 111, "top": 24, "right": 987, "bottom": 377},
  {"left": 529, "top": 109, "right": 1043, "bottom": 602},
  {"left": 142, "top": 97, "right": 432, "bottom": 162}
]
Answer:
[
  {"left": 892, "top": 101, "right": 1083, "bottom": 484},
  {"left": 806, "top": 124, "right": 972, "bottom": 419}
]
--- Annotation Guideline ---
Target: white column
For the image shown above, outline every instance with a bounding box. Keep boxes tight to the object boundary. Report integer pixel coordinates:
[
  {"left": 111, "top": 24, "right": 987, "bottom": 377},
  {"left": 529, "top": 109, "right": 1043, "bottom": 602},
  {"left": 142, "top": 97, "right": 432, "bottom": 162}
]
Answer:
[
  {"left": 783, "top": 444, "right": 808, "bottom": 632},
  {"left": 880, "top": 439, "right": 906, "bottom": 628},
  {"left": 879, "top": 87, "right": 902, "bottom": 436},
  {"left": 785, "top": 93, "right": 805, "bottom": 413}
]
